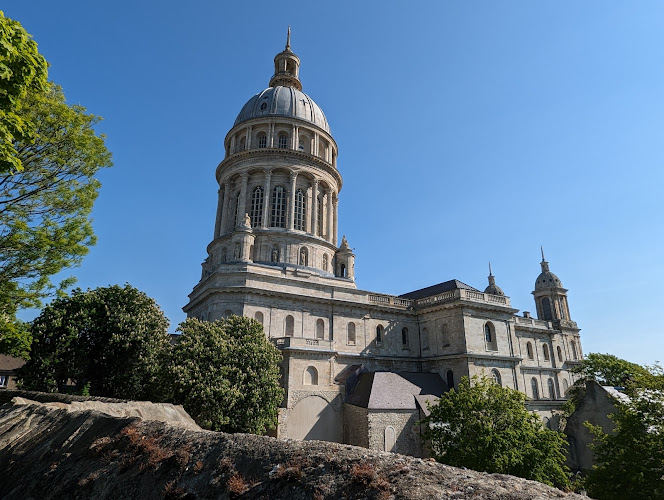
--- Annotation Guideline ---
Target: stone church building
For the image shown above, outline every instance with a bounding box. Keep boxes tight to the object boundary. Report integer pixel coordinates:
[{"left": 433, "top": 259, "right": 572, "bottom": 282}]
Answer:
[{"left": 184, "top": 32, "right": 584, "bottom": 456}]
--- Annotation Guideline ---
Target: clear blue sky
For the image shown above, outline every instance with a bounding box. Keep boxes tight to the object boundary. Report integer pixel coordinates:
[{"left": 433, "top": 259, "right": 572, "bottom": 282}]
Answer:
[{"left": 6, "top": 1, "right": 664, "bottom": 366}]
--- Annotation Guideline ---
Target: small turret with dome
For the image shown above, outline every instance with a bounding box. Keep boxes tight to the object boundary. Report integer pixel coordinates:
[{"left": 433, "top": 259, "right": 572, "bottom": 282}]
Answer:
[
  {"left": 532, "top": 248, "right": 571, "bottom": 322},
  {"left": 483, "top": 263, "right": 504, "bottom": 296}
]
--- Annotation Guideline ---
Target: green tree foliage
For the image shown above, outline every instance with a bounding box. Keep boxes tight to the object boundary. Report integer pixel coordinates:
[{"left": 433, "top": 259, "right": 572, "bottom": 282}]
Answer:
[
  {"left": 0, "top": 317, "right": 31, "bottom": 359},
  {"left": 570, "top": 356, "right": 664, "bottom": 499},
  {"left": 572, "top": 352, "right": 652, "bottom": 388},
  {"left": 18, "top": 284, "right": 170, "bottom": 400},
  {"left": 423, "top": 376, "right": 570, "bottom": 489},
  {"left": 163, "top": 316, "right": 284, "bottom": 434},
  {"left": 0, "top": 84, "right": 111, "bottom": 347},
  {"left": 0, "top": 11, "right": 48, "bottom": 173},
  {"left": 584, "top": 386, "right": 664, "bottom": 499}
]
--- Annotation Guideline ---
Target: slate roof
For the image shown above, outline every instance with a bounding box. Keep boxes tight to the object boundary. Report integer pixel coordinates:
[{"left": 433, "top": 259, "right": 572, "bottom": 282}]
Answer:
[
  {"left": 346, "top": 372, "right": 447, "bottom": 410},
  {"left": 0, "top": 355, "right": 25, "bottom": 372},
  {"left": 399, "top": 279, "right": 479, "bottom": 300}
]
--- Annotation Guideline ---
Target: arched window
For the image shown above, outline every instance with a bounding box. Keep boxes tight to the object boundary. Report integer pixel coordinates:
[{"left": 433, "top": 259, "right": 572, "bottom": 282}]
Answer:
[
  {"left": 571, "top": 340, "right": 578, "bottom": 360},
  {"left": 347, "top": 322, "right": 356, "bottom": 345},
  {"left": 340, "top": 263, "right": 346, "bottom": 277},
  {"left": 298, "top": 247, "right": 308, "bottom": 267},
  {"left": 543, "top": 344, "right": 550, "bottom": 361},
  {"left": 304, "top": 366, "right": 318, "bottom": 385},
  {"left": 238, "top": 136, "right": 246, "bottom": 151},
  {"left": 224, "top": 309, "right": 233, "bottom": 318},
  {"left": 285, "top": 315, "right": 294, "bottom": 336},
  {"left": 278, "top": 133, "right": 288, "bottom": 149},
  {"left": 376, "top": 325, "right": 383, "bottom": 344},
  {"left": 316, "top": 195, "right": 323, "bottom": 235},
  {"left": 542, "top": 297, "right": 553, "bottom": 320},
  {"left": 446, "top": 370, "right": 454, "bottom": 390},
  {"left": 220, "top": 247, "right": 227, "bottom": 263},
  {"left": 484, "top": 322, "right": 497, "bottom": 350},
  {"left": 294, "top": 189, "right": 306, "bottom": 231},
  {"left": 526, "top": 341, "right": 534, "bottom": 360},
  {"left": 548, "top": 378, "right": 556, "bottom": 400},
  {"left": 384, "top": 426, "right": 396, "bottom": 452},
  {"left": 401, "top": 327, "right": 409, "bottom": 348},
  {"left": 270, "top": 186, "right": 286, "bottom": 227},
  {"left": 422, "top": 328, "right": 430, "bottom": 350},
  {"left": 316, "top": 319, "right": 325, "bottom": 339},
  {"left": 491, "top": 369, "right": 502, "bottom": 387},
  {"left": 254, "top": 311, "right": 264, "bottom": 325},
  {"left": 250, "top": 186, "right": 263, "bottom": 227},
  {"left": 270, "top": 246, "right": 279, "bottom": 262},
  {"left": 319, "top": 139, "right": 328, "bottom": 160},
  {"left": 557, "top": 346, "right": 563, "bottom": 362},
  {"left": 322, "top": 253, "right": 328, "bottom": 271},
  {"left": 298, "top": 139, "right": 305, "bottom": 150},
  {"left": 531, "top": 378, "right": 539, "bottom": 400},
  {"left": 257, "top": 132, "right": 267, "bottom": 148},
  {"left": 232, "top": 194, "right": 240, "bottom": 227}
]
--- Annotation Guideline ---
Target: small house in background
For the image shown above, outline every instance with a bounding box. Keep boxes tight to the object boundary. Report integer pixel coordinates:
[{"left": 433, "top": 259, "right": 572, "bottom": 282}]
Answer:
[
  {"left": 564, "top": 380, "right": 630, "bottom": 470},
  {"left": 0, "top": 355, "right": 26, "bottom": 390}
]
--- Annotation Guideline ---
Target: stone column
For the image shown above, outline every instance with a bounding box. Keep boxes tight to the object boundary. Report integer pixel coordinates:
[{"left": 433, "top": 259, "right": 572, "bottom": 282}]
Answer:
[
  {"left": 327, "top": 188, "right": 334, "bottom": 243},
  {"left": 221, "top": 180, "right": 231, "bottom": 234},
  {"left": 268, "top": 123, "right": 275, "bottom": 148},
  {"left": 230, "top": 135, "right": 236, "bottom": 154},
  {"left": 213, "top": 186, "right": 223, "bottom": 238},
  {"left": 262, "top": 170, "right": 272, "bottom": 228},
  {"left": 236, "top": 173, "right": 249, "bottom": 226},
  {"left": 294, "top": 126, "right": 299, "bottom": 151},
  {"left": 314, "top": 133, "right": 319, "bottom": 157},
  {"left": 333, "top": 194, "right": 338, "bottom": 245},
  {"left": 311, "top": 178, "right": 319, "bottom": 235},
  {"left": 291, "top": 124, "right": 296, "bottom": 149},
  {"left": 246, "top": 126, "right": 253, "bottom": 149},
  {"left": 288, "top": 172, "right": 297, "bottom": 230}
]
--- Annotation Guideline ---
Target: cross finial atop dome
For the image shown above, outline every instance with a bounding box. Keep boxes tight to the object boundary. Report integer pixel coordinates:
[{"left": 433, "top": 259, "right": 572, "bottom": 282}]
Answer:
[
  {"left": 270, "top": 28, "right": 302, "bottom": 91},
  {"left": 484, "top": 262, "right": 504, "bottom": 296},
  {"left": 540, "top": 246, "right": 550, "bottom": 272}
]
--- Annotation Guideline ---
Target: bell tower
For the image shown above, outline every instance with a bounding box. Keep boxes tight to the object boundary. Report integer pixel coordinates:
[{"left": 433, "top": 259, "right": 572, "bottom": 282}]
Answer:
[{"left": 532, "top": 248, "right": 571, "bottom": 321}]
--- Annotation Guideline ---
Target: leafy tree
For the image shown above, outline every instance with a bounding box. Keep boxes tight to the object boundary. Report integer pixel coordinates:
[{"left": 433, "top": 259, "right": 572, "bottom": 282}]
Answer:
[
  {"left": 572, "top": 352, "right": 652, "bottom": 388},
  {"left": 0, "top": 11, "right": 49, "bottom": 173},
  {"left": 18, "top": 284, "right": 170, "bottom": 400},
  {"left": 163, "top": 316, "right": 284, "bottom": 434},
  {"left": 584, "top": 383, "right": 664, "bottom": 499},
  {"left": 0, "top": 83, "right": 112, "bottom": 347},
  {"left": 0, "top": 318, "right": 31, "bottom": 359},
  {"left": 423, "top": 376, "right": 570, "bottom": 489}
]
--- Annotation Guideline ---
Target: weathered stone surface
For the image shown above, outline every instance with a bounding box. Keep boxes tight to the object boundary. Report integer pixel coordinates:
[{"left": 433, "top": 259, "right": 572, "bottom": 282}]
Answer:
[{"left": 0, "top": 398, "right": 585, "bottom": 499}]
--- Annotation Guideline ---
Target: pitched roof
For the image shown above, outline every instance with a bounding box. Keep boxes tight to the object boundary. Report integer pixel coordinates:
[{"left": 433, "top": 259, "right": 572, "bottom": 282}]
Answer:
[
  {"left": 346, "top": 371, "right": 447, "bottom": 410},
  {"left": 399, "top": 279, "right": 479, "bottom": 300},
  {"left": 0, "top": 355, "right": 25, "bottom": 372}
]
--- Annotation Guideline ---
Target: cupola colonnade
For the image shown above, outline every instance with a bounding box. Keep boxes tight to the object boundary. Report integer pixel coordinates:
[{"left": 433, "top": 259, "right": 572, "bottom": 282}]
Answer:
[{"left": 213, "top": 167, "right": 338, "bottom": 245}]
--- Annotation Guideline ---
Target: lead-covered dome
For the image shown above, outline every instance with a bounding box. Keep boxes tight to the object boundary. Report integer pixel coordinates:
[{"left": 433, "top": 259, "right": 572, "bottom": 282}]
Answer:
[
  {"left": 234, "top": 86, "right": 330, "bottom": 133},
  {"left": 535, "top": 270, "right": 563, "bottom": 290}
]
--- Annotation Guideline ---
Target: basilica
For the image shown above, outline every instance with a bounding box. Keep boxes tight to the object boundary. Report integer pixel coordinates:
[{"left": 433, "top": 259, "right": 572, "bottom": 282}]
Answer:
[{"left": 184, "top": 31, "right": 583, "bottom": 456}]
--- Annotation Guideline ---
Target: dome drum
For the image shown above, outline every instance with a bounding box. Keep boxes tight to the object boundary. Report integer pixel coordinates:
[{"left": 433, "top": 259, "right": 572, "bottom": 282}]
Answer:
[{"left": 223, "top": 118, "right": 337, "bottom": 169}]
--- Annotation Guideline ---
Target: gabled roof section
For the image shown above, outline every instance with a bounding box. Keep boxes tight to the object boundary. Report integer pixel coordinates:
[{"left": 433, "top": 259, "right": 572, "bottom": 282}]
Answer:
[
  {"left": 346, "top": 372, "right": 447, "bottom": 410},
  {"left": 399, "top": 279, "right": 479, "bottom": 300},
  {"left": 0, "top": 355, "right": 25, "bottom": 372}
]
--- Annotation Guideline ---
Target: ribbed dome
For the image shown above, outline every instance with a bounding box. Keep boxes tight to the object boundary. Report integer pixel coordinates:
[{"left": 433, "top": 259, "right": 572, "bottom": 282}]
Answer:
[
  {"left": 234, "top": 86, "right": 330, "bottom": 133},
  {"left": 535, "top": 271, "right": 563, "bottom": 290},
  {"left": 484, "top": 283, "right": 504, "bottom": 296}
]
